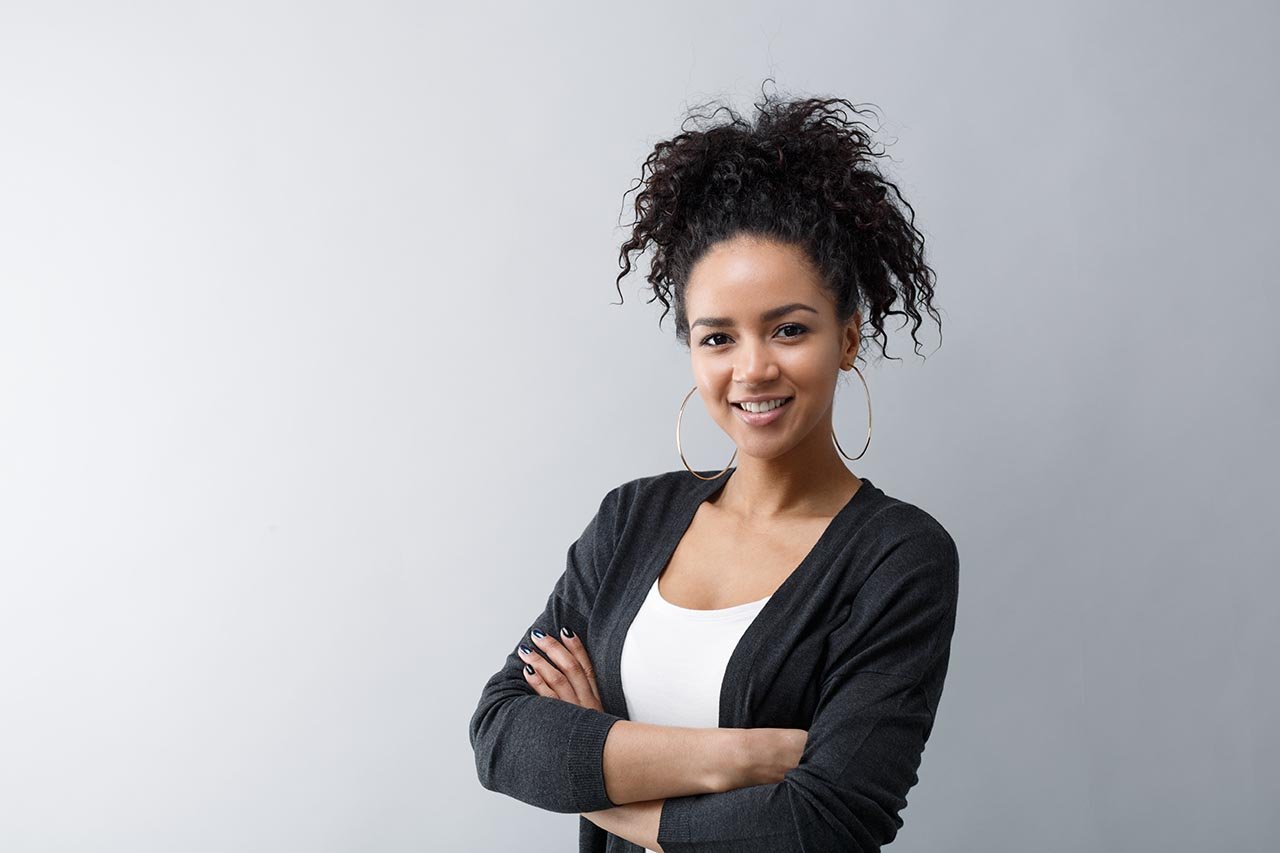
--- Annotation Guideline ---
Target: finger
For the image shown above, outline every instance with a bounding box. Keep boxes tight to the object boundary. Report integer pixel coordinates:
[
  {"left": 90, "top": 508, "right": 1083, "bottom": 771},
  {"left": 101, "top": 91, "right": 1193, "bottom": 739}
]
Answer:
[
  {"left": 518, "top": 657, "right": 559, "bottom": 700},
  {"left": 558, "top": 626, "right": 601, "bottom": 705},
  {"left": 517, "top": 640, "right": 575, "bottom": 703},
  {"left": 514, "top": 640, "right": 570, "bottom": 701},
  {"left": 528, "top": 627, "right": 594, "bottom": 707}
]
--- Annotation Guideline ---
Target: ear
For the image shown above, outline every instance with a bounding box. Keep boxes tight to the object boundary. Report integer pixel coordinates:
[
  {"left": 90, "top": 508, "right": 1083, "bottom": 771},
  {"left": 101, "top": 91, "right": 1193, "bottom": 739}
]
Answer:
[{"left": 841, "top": 310, "right": 863, "bottom": 368}]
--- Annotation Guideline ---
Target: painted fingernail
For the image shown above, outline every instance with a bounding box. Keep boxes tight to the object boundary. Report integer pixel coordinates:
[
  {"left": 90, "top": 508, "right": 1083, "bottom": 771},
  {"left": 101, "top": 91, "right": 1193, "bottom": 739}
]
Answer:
[
  {"left": 519, "top": 643, "right": 532, "bottom": 655},
  {"left": 560, "top": 627, "right": 575, "bottom": 639},
  {"left": 531, "top": 628, "right": 546, "bottom": 639},
  {"left": 524, "top": 663, "right": 535, "bottom": 675}
]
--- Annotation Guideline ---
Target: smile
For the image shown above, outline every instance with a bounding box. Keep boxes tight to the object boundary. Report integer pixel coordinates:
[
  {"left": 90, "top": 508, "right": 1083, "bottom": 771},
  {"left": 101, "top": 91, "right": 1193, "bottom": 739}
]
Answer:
[{"left": 732, "top": 396, "right": 794, "bottom": 426}]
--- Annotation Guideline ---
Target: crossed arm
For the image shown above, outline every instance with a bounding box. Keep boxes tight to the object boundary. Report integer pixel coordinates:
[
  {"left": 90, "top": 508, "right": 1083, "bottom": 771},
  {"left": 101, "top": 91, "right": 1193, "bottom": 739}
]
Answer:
[
  {"left": 470, "top": 580, "right": 951, "bottom": 852},
  {"left": 468, "top": 489, "right": 958, "bottom": 852},
  {"left": 512, "top": 622, "right": 804, "bottom": 850},
  {"left": 585, "top": 721, "right": 732, "bottom": 852},
  {"left": 470, "top": 605, "right": 804, "bottom": 850},
  {"left": 587, "top": 723, "right": 806, "bottom": 850}
]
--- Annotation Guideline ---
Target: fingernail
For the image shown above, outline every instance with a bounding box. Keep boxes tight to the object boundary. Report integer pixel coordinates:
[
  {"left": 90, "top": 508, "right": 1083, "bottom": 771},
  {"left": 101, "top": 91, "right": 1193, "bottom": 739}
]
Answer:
[
  {"left": 519, "top": 643, "right": 532, "bottom": 655},
  {"left": 560, "top": 627, "right": 575, "bottom": 639},
  {"left": 524, "top": 663, "right": 535, "bottom": 675},
  {"left": 531, "top": 628, "right": 546, "bottom": 639}
]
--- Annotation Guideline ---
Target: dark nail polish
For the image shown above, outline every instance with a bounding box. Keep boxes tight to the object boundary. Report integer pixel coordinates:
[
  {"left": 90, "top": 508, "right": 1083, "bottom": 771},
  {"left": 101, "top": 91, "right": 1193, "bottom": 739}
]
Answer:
[
  {"left": 560, "top": 627, "right": 575, "bottom": 639},
  {"left": 519, "top": 643, "right": 532, "bottom": 655},
  {"left": 531, "top": 628, "right": 546, "bottom": 639},
  {"left": 524, "top": 663, "right": 535, "bottom": 675}
]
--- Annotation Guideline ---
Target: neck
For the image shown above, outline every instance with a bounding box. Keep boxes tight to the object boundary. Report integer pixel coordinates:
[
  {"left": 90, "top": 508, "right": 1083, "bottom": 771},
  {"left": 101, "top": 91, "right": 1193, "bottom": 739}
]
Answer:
[{"left": 714, "top": 430, "right": 862, "bottom": 520}]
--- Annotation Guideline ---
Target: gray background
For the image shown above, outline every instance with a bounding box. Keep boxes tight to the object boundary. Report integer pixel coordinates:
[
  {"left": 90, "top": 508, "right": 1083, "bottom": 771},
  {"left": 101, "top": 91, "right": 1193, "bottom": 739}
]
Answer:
[{"left": 1, "top": 1, "right": 1276, "bottom": 851}]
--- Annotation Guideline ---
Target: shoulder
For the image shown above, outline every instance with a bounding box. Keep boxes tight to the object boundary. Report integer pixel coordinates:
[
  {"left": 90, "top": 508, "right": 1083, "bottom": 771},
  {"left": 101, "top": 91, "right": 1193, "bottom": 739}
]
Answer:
[
  {"left": 844, "top": 484, "right": 960, "bottom": 597},
  {"left": 595, "top": 467, "right": 702, "bottom": 521},
  {"left": 571, "top": 470, "right": 698, "bottom": 575},
  {"left": 871, "top": 491, "right": 957, "bottom": 559},
  {"left": 588, "top": 468, "right": 722, "bottom": 539}
]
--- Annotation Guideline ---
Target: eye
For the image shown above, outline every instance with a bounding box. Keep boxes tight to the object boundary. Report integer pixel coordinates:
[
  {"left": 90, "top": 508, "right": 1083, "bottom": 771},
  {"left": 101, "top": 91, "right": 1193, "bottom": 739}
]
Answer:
[{"left": 698, "top": 323, "right": 810, "bottom": 348}]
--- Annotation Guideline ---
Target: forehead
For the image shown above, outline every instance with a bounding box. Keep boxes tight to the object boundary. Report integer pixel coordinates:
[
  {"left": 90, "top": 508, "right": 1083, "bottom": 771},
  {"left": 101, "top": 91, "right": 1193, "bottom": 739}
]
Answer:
[{"left": 685, "top": 237, "right": 829, "bottom": 314}]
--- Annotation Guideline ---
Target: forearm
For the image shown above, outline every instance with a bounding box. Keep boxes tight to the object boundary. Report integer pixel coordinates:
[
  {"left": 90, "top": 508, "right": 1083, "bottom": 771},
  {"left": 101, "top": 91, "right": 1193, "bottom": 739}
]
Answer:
[
  {"left": 582, "top": 799, "right": 665, "bottom": 852},
  {"left": 601, "top": 721, "right": 745, "bottom": 805}
]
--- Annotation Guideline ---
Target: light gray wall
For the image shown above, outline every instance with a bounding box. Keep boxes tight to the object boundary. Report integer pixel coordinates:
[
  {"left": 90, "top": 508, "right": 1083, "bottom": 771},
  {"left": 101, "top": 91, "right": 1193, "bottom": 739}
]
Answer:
[{"left": 1, "top": 1, "right": 1276, "bottom": 851}]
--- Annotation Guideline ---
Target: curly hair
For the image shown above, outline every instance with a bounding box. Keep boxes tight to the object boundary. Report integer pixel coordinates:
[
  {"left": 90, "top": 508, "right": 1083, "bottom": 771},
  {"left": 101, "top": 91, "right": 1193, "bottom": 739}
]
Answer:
[{"left": 614, "top": 80, "right": 942, "bottom": 364}]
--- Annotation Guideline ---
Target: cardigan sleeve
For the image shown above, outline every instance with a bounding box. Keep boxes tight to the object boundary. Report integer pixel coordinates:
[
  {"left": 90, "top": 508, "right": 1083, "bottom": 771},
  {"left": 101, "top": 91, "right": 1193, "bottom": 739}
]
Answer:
[
  {"left": 656, "top": 520, "right": 960, "bottom": 852},
  {"left": 467, "top": 485, "right": 627, "bottom": 814}
]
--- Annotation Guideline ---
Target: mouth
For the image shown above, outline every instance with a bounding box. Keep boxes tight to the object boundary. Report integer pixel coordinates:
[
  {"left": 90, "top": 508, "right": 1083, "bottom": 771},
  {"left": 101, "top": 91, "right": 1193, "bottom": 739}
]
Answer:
[
  {"left": 732, "top": 396, "right": 794, "bottom": 425},
  {"left": 731, "top": 396, "right": 793, "bottom": 411}
]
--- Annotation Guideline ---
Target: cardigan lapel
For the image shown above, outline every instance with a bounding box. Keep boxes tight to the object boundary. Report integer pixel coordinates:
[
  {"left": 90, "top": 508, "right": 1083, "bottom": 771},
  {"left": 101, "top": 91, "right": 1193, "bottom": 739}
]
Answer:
[
  {"left": 595, "top": 470, "right": 880, "bottom": 732},
  {"left": 596, "top": 470, "right": 732, "bottom": 722}
]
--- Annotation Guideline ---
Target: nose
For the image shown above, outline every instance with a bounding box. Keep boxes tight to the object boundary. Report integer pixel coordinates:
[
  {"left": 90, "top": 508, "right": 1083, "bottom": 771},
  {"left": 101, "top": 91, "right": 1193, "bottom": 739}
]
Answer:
[{"left": 733, "top": 339, "right": 780, "bottom": 387}]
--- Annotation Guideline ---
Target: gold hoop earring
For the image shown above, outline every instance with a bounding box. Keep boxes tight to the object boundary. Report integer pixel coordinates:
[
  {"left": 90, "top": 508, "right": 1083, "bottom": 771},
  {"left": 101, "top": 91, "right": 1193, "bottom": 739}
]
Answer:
[
  {"left": 676, "top": 385, "right": 737, "bottom": 480},
  {"left": 833, "top": 364, "right": 872, "bottom": 461}
]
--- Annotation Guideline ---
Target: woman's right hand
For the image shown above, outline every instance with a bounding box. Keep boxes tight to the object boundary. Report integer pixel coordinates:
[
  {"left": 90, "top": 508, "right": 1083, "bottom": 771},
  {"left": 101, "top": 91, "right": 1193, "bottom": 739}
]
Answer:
[{"left": 728, "top": 727, "right": 809, "bottom": 788}]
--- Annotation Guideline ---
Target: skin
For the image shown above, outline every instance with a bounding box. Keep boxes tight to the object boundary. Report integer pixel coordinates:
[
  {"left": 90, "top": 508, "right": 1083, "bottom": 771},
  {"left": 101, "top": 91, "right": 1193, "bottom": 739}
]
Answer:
[
  {"left": 684, "top": 232, "right": 865, "bottom": 518},
  {"left": 519, "top": 234, "right": 864, "bottom": 850}
]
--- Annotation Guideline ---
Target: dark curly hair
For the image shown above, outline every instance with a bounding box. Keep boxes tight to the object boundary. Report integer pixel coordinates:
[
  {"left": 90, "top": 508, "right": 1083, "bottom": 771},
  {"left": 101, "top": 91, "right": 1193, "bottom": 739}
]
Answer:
[{"left": 614, "top": 80, "right": 942, "bottom": 364}]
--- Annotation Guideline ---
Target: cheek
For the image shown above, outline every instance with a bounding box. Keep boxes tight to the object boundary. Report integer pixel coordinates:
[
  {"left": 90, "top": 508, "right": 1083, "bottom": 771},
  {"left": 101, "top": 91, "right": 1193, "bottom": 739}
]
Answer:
[
  {"left": 789, "top": 369, "right": 840, "bottom": 412},
  {"left": 786, "top": 361, "right": 833, "bottom": 390},
  {"left": 692, "top": 361, "right": 731, "bottom": 389}
]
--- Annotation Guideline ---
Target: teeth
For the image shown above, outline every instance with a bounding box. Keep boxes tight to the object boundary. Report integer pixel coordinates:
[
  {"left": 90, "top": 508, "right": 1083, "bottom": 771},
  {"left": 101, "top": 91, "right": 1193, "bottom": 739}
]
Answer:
[{"left": 738, "top": 398, "right": 789, "bottom": 413}]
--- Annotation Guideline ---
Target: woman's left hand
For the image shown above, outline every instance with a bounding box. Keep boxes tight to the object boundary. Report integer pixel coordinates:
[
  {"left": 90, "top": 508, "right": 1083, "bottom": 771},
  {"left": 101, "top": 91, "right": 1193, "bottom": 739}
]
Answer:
[{"left": 518, "top": 626, "right": 604, "bottom": 712}]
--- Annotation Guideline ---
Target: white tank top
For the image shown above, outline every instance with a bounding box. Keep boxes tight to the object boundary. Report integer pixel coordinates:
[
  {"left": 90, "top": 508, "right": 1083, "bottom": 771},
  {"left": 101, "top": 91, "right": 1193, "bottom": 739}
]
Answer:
[{"left": 619, "top": 574, "right": 772, "bottom": 727}]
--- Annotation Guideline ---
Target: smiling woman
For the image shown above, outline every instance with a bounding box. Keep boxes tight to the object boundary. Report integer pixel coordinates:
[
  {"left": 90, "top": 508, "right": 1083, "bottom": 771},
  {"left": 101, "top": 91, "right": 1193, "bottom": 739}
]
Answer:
[
  {"left": 679, "top": 237, "right": 862, "bottom": 470},
  {"left": 469, "top": 79, "right": 956, "bottom": 853}
]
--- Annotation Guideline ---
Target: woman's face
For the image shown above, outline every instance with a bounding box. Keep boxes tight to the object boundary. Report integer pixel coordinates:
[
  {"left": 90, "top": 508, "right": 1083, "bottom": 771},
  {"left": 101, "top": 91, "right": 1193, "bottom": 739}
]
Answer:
[{"left": 684, "top": 235, "right": 860, "bottom": 462}]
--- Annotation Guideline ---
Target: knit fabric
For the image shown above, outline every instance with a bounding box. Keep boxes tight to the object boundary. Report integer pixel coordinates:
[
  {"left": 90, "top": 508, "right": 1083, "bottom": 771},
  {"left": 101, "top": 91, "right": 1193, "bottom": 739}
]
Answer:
[{"left": 468, "top": 467, "right": 960, "bottom": 852}]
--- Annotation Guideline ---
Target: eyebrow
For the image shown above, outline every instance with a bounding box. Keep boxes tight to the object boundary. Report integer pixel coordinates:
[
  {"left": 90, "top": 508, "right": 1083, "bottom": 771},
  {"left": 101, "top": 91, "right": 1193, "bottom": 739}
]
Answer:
[{"left": 690, "top": 302, "right": 819, "bottom": 330}]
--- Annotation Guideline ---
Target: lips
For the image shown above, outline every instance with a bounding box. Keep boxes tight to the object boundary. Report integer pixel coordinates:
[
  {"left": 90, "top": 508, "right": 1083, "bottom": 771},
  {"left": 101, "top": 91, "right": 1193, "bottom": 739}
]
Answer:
[{"left": 732, "top": 396, "right": 794, "bottom": 426}]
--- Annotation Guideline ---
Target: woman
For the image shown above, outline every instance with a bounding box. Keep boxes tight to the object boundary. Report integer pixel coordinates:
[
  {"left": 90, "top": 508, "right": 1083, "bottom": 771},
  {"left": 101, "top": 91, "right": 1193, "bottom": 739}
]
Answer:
[{"left": 469, "top": 85, "right": 959, "bottom": 853}]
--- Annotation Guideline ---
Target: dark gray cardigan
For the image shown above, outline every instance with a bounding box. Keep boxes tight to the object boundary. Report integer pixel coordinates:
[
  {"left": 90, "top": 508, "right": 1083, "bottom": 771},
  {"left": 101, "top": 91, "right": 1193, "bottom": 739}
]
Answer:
[{"left": 468, "top": 467, "right": 960, "bottom": 852}]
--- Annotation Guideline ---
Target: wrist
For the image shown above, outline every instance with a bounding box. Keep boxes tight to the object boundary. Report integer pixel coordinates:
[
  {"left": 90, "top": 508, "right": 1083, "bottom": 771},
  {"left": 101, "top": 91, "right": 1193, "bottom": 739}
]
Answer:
[{"left": 705, "top": 727, "right": 753, "bottom": 793}]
